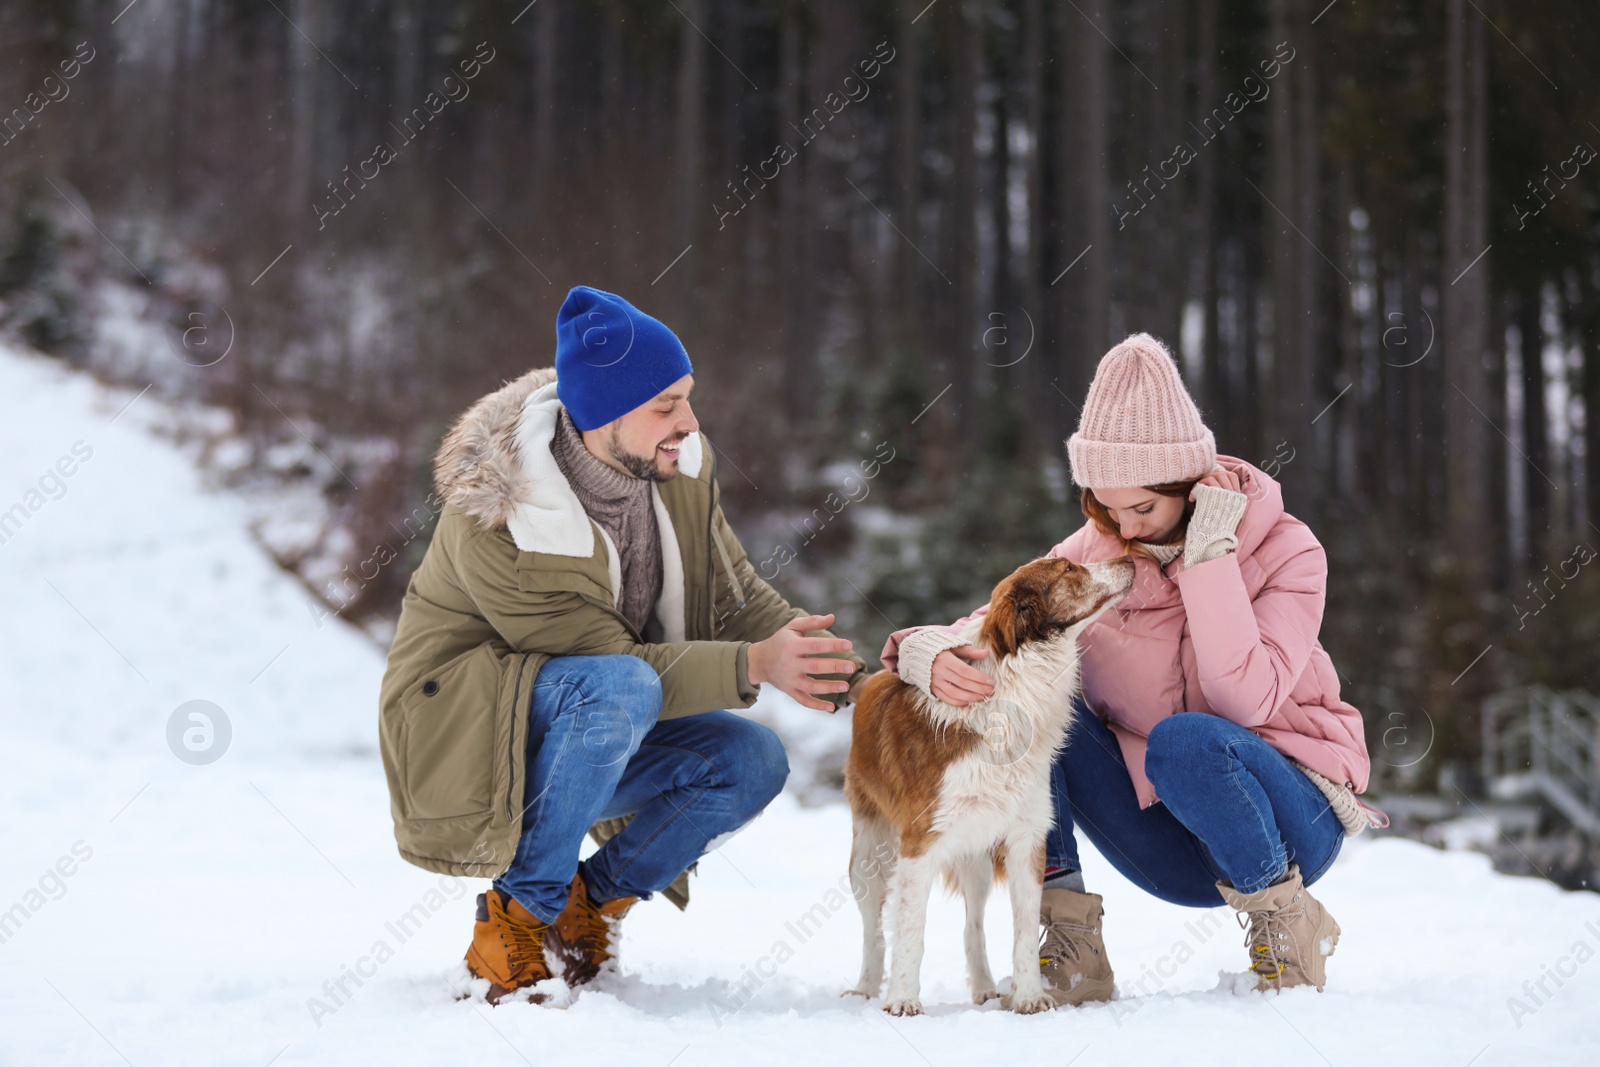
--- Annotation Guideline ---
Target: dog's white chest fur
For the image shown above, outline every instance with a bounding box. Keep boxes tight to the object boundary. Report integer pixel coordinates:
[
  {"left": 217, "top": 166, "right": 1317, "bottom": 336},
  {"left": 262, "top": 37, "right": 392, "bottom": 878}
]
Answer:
[{"left": 924, "top": 618, "right": 1083, "bottom": 840}]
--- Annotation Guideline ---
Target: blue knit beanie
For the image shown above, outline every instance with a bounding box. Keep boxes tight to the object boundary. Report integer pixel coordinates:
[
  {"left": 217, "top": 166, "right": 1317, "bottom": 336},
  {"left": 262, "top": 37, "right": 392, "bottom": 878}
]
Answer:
[{"left": 555, "top": 286, "right": 694, "bottom": 431}]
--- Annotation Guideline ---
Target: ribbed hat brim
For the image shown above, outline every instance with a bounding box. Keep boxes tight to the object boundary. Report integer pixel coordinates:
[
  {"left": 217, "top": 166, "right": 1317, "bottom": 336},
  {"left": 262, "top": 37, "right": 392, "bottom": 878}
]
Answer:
[{"left": 1067, "top": 431, "right": 1216, "bottom": 489}]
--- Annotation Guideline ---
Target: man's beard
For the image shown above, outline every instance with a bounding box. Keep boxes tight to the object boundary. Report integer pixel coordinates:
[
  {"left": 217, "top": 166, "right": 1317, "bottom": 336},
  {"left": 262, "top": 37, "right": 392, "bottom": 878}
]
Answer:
[{"left": 606, "top": 426, "right": 683, "bottom": 482}]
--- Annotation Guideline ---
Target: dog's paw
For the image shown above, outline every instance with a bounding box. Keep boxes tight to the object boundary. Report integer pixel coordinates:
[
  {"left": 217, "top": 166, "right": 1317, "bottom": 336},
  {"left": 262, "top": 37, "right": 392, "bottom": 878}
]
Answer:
[
  {"left": 1002, "top": 991, "right": 1055, "bottom": 1015},
  {"left": 971, "top": 987, "right": 1001, "bottom": 1005},
  {"left": 841, "top": 987, "right": 875, "bottom": 999},
  {"left": 882, "top": 998, "right": 924, "bottom": 1017}
]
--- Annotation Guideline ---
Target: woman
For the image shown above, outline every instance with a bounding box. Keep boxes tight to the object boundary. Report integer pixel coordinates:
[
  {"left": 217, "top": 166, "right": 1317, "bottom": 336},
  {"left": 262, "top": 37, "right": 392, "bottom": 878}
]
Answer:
[{"left": 881, "top": 333, "right": 1377, "bottom": 1004}]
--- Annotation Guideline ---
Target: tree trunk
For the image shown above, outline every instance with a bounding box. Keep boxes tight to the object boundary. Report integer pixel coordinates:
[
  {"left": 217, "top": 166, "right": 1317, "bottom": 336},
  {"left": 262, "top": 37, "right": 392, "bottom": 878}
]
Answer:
[
  {"left": 1056, "top": 0, "right": 1110, "bottom": 439},
  {"left": 1517, "top": 286, "right": 1549, "bottom": 562},
  {"left": 392, "top": 0, "right": 420, "bottom": 108},
  {"left": 1022, "top": 0, "right": 1046, "bottom": 430},
  {"left": 949, "top": 0, "right": 981, "bottom": 440},
  {"left": 895, "top": 0, "right": 922, "bottom": 358},
  {"left": 1334, "top": 166, "right": 1361, "bottom": 500},
  {"left": 286, "top": 0, "right": 321, "bottom": 230},
  {"left": 1139, "top": 0, "right": 1184, "bottom": 353},
  {"left": 1196, "top": 0, "right": 1223, "bottom": 439},
  {"left": 533, "top": 1, "right": 559, "bottom": 217},
  {"left": 1436, "top": 0, "right": 1494, "bottom": 762},
  {"left": 779, "top": 2, "right": 810, "bottom": 427},
  {"left": 1266, "top": 0, "right": 1317, "bottom": 498},
  {"left": 673, "top": 0, "right": 706, "bottom": 339},
  {"left": 1294, "top": 3, "right": 1325, "bottom": 523},
  {"left": 167, "top": 0, "right": 205, "bottom": 211},
  {"left": 1442, "top": 0, "right": 1492, "bottom": 590},
  {"left": 990, "top": 69, "right": 1014, "bottom": 332},
  {"left": 1583, "top": 265, "right": 1600, "bottom": 536}
]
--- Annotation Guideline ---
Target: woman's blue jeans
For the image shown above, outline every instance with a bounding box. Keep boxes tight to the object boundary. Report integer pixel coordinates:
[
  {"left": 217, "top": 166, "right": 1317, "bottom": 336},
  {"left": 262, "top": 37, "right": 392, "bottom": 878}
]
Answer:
[
  {"left": 493, "top": 654, "right": 790, "bottom": 923},
  {"left": 1047, "top": 701, "right": 1344, "bottom": 905}
]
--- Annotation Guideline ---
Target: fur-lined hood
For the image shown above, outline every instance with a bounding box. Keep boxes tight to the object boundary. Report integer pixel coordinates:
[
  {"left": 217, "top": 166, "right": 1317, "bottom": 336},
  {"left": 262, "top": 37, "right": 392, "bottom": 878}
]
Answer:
[{"left": 432, "top": 365, "right": 705, "bottom": 557}]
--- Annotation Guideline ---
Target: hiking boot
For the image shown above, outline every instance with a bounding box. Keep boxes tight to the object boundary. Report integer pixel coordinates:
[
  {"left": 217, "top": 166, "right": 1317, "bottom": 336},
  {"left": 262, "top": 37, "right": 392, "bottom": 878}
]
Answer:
[
  {"left": 1039, "top": 888, "right": 1115, "bottom": 1006},
  {"left": 1217, "top": 863, "right": 1341, "bottom": 992},
  {"left": 463, "top": 889, "right": 555, "bottom": 1005},
  {"left": 549, "top": 865, "right": 640, "bottom": 986}
]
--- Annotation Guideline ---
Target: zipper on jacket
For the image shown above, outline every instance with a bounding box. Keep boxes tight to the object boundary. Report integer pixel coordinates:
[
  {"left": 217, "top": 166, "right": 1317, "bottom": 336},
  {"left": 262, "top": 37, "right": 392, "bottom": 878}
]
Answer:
[
  {"left": 705, "top": 447, "right": 748, "bottom": 631},
  {"left": 711, "top": 523, "right": 746, "bottom": 609},
  {"left": 706, "top": 449, "right": 717, "bottom": 633}
]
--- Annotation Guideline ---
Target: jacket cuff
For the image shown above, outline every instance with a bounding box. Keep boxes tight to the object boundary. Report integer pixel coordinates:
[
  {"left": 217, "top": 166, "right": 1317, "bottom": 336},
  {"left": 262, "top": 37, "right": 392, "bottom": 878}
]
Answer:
[
  {"left": 1184, "top": 483, "right": 1249, "bottom": 570},
  {"left": 895, "top": 628, "right": 970, "bottom": 695},
  {"left": 735, "top": 643, "right": 759, "bottom": 704}
]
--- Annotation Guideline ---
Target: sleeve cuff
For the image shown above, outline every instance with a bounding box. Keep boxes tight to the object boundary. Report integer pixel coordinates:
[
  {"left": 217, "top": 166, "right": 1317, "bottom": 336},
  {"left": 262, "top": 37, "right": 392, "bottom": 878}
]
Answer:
[
  {"left": 896, "top": 628, "right": 970, "bottom": 695},
  {"left": 1184, "top": 484, "right": 1249, "bottom": 570},
  {"left": 735, "top": 643, "right": 760, "bottom": 704}
]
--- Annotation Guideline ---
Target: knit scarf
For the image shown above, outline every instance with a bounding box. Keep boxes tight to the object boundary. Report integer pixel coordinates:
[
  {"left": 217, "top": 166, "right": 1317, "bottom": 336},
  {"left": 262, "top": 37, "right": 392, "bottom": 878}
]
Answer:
[{"left": 549, "top": 407, "right": 662, "bottom": 635}]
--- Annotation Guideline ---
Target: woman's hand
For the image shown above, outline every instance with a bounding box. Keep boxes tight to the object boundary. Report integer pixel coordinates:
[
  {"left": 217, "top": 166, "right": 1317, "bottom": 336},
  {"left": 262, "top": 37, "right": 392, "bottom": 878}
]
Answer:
[
  {"left": 1183, "top": 468, "right": 1251, "bottom": 569},
  {"left": 929, "top": 646, "right": 994, "bottom": 707},
  {"left": 1190, "top": 465, "right": 1242, "bottom": 498}
]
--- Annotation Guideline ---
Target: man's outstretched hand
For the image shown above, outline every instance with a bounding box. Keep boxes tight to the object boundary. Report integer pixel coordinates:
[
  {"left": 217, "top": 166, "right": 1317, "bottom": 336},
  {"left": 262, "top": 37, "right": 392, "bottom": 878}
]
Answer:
[{"left": 747, "top": 613, "right": 857, "bottom": 712}]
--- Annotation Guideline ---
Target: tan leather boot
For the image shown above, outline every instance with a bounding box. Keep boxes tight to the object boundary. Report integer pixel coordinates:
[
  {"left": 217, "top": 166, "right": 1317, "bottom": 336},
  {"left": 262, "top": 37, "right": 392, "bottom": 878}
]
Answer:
[
  {"left": 1038, "top": 888, "right": 1115, "bottom": 1006},
  {"left": 549, "top": 866, "right": 640, "bottom": 986},
  {"left": 464, "top": 889, "right": 555, "bottom": 1005},
  {"left": 1218, "top": 863, "right": 1341, "bottom": 992}
]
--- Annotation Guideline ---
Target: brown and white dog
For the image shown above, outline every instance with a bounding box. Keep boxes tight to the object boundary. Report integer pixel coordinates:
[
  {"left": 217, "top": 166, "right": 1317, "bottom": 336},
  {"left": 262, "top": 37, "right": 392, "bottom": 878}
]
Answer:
[{"left": 843, "top": 555, "right": 1134, "bottom": 1015}]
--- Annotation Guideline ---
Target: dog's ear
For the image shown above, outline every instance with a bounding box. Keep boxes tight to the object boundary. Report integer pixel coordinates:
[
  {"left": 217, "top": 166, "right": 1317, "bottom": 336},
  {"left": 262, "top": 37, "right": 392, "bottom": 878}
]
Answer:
[
  {"left": 980, "top": 576, "right": 1048, "bottom": 658},
  {"left": 979, "top": 583, "right": 1021, "bottom": 658}
]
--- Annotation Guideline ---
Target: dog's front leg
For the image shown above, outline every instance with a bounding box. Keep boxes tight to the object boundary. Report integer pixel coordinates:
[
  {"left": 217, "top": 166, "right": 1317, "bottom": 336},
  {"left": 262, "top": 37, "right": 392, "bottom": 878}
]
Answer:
[
  {"left": 1000, "top": 833, "right": 1053, "bottom": 1014},
  {"left": 882, "top": 852, "right": 936, "bottom": 1016}
]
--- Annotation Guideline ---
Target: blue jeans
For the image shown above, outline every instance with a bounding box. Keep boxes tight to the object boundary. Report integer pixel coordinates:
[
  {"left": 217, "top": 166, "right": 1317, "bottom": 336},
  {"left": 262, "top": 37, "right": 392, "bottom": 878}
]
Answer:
[
  {"left": 493, "top": 654, "right": 790, "bottom": 922},
  {"left": 1047, "top": 702, "right": 1344, "bottom": 904}
]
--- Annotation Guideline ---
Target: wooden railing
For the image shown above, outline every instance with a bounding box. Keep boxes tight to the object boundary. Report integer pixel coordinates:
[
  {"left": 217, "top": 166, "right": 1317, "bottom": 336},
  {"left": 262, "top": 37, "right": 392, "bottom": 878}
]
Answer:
[{"left": 1482, "top": 686, "right": 1600, "bottom": 837}]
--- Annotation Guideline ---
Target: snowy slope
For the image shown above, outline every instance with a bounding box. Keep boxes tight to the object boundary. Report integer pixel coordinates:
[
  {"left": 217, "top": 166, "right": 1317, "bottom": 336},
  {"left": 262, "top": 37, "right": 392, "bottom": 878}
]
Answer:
[{"left": 2, "top": 342, "right": 1598, "bottom": 1066}]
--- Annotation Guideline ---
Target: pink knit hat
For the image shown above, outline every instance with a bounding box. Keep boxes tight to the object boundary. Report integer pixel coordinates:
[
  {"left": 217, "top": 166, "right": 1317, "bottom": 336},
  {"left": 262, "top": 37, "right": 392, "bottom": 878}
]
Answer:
[{"left": 1066, "top": 333, "right": 1216, "bottom": 488}]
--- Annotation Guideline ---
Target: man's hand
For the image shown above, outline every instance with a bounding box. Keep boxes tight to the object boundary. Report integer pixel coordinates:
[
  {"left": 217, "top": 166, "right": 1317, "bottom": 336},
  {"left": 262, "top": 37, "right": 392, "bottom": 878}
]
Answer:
[
  {"left": 747, "top": 614, "right": 857, "bottom": 712},
  {"left": 929, "top": 646, "right": 994, "bottom": 707}
]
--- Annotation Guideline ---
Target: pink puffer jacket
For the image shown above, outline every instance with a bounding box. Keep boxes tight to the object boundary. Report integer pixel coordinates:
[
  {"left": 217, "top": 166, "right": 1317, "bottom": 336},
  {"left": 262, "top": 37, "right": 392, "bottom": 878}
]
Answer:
[{"left": 880, "top": 456, "right": 1371, "bottom": 808}]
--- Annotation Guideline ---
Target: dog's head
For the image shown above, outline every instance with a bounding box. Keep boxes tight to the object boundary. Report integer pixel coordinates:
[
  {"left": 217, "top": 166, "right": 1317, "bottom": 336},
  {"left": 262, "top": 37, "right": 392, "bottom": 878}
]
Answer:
[{"left": 977, "top": 556, "right": 1135, "bottom": 658}]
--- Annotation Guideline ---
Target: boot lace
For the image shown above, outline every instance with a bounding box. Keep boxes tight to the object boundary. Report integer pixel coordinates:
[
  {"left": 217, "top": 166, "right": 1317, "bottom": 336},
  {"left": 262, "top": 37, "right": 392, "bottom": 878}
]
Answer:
[
  {"left": 1039, "top": 914, "right": 1099, "bottom": 969},
  {"left": 501, "top": 907, "right": 550, "bottom": 975},
  {"left": 1237, "top": 904, "right": 1299, "bottom": 982},
  {"left": 571, "top": 897, "right": 624, "bottom": 965}
]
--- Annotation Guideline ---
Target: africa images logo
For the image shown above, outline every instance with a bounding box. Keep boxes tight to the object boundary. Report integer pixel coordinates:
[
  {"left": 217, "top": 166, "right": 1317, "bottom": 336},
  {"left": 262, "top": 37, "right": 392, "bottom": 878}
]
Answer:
[{"left": 578, "top": 306, "right": 635, "bottom": 368}]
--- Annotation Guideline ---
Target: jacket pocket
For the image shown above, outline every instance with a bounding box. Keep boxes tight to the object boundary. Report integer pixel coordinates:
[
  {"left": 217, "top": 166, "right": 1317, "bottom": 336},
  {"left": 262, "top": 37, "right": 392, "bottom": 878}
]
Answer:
[
  {"left": 399, "top": 642, "right": 503, "bottom": 820},
  {"left": 517, "top": 556, "right": 613, "bottom": 602}
]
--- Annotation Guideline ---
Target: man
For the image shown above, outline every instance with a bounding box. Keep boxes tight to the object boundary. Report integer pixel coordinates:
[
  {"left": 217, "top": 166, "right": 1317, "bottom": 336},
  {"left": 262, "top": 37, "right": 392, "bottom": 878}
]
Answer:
[{"left": 378, "top": 285, "right": 872, "bottom": 1004}]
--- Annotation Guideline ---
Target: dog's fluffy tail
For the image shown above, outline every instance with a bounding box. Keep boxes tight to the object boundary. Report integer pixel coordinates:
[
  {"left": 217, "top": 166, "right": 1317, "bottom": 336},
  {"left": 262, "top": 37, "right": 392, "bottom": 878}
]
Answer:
[{"left": 936, "top": 844, "right": 1009, "bottom": 896}]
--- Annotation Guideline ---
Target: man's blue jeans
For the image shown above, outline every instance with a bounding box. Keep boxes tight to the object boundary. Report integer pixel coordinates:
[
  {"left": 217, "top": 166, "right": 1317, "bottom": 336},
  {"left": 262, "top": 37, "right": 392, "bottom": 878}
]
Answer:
[
  {"left": 493, "top": 654, "right": 790, "bottom": 923},
  {"left": 1047, "top": 701, "right": 1344, "bottom": 905}
]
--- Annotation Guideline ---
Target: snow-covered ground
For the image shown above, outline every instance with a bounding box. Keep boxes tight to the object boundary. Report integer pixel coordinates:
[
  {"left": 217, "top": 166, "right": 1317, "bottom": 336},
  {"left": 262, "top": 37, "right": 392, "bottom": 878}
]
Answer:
[{"left": 3, "top": 341, "right": 1599, "bottom": 1066}]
